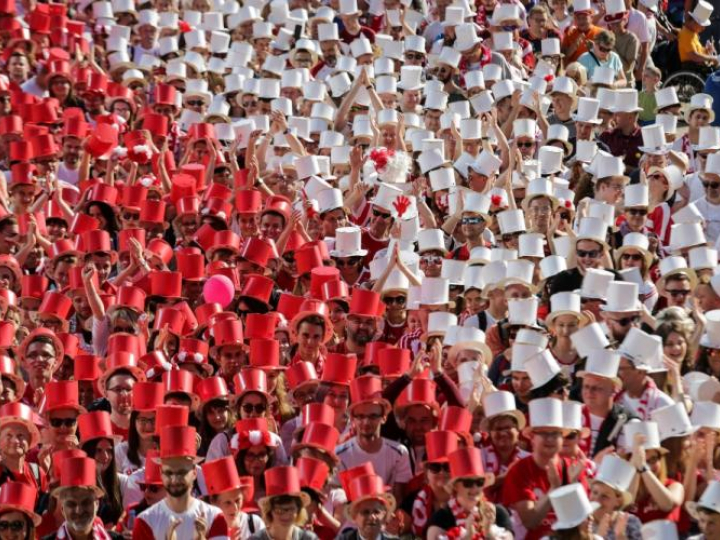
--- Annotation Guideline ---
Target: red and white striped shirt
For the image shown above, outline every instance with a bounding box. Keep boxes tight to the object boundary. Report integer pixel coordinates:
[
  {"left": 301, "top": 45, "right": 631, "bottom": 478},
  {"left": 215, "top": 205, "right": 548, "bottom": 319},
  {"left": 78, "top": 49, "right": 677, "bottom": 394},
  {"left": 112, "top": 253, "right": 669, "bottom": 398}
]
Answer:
[{"left": 132, "top": 499, "right": 229, "bottom": 540}]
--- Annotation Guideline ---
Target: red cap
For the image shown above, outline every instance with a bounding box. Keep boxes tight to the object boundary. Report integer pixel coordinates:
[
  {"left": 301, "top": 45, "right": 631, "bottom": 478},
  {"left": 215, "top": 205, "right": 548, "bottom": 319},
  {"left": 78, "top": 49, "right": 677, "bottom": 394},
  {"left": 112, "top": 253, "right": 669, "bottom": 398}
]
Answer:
[
  {"left": 43, "top": 380, "right": 83, "bottom": 414},
  {"left": 56, "top": 457, "right": 103, "bottom": 495},
  {"left": 448, "top": 447, "right": 485, "bottom": 479},
  {"left": 425, "top": 431, "right": 459, "bottom": 463},
  {"left": 159, "top": 425, "right": 199, "bottom": 460},
  {"left": 203, "top": 456, "right": 247, "bottom": 496},
  {"left": 78, "top": 411, "right": 116, "bottom": 444},
  {"left": 132, "top": 382, "right": 164, "bottom": 412},
  {"left": 296, "top": 456, "right": 329, "bottom": 494},
  {"left": 321, "top": 354, "right": 357, "bottom": 386}
]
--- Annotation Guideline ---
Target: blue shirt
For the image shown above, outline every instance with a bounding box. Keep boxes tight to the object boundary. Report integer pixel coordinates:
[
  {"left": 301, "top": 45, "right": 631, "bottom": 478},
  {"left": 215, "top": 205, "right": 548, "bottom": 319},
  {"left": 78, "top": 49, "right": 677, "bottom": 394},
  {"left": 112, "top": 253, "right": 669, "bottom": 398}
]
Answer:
[
  {"left": 704, "top": 69, "right": 720, "bottom": 127},
  {"left": 577, "top": 50, "right": 624, "bottom": 80}
]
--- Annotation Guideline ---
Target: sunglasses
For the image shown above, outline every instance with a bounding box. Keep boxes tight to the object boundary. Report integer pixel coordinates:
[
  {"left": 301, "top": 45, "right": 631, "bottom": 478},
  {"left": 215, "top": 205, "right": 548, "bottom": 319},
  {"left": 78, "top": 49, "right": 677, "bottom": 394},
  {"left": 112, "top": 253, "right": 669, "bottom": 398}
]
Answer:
[
  {"left": 0, "top": 521, "right": 24, "bottom": 532},
  {"left": 123, "top": 211, "right": 140, "bottom": 221},
  {"left": 517, "top": 141, "right": 535, "bottom": 148},
  {"left": 384, "top": 295, "right": 406, "bottom": 305},
  {"left": 461, "top": 216, "right": 484, "bottom": 225},
  {"left": 186, "top": 99, "right": 205, "bottom": 107},
  {"left": 598, "top": 46, "right": 613, "bottom": 53},
  {"left": 558, "top": 212, "right": 571, "bottom": 220},
  {"left": 621, "top": 253, "right": 644, "bottom": 261},
  {"left": 421, "top": 255, "right": 443, "bottom": 265},
  {"left": 626, "top": 208, "right": 647, "bottom": 216},
  {"left": 501, "top": 232, "right": 522, "bottom": 242},
  {"left": 460, "top": 478, "right": 485, "bottom": 488},
  {"left": 615, "top": 315, "right": 640, "bottom": 326},
  {"left": 576, "top": 249, "right": 601, "bottom": 259},
  {"left": 243, "top": 100, "right": 258, "bottom": 108},
  {"left": 502, "top": 25, "right": 518, "bottom": 31},
  {"left": 703, "top": 181, "right": 720, "bottom": 189},
  {"left": 241, "top": 403, "right": 267, "bottom": 414},
  {"left": 427, "top": 462, "right": 450, "bottom": 474},
  {"left": 405, "top": 52, "right": 425, "bottom": 60},
  {"left": 666, "top": 289, "right": 692, "bottom": 297},
  {"left": 50, "top": 417, "right": 77, "bottom": 428},
  {"left": 372, "top": 209, "right": 392, "bottom": 220},
  {"left": 334, "top": 258, "right": 362, "bottom": 268}
]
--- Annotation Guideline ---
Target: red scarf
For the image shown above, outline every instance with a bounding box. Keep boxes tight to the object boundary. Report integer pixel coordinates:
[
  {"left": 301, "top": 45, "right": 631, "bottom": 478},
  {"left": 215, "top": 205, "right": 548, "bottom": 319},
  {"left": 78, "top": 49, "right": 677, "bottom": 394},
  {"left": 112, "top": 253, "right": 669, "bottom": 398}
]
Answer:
[
  {"left": 616, "top": 378, "right": 660, "bottom": 420},
  {"left": 57, "top": 518, "right": 113, "bottom": 540},
  {"left": 446, "top": 497, "right": 484, "bottom": 540},
  {"left": 412, "top": 485, "right": 436, "bottom": 537}
]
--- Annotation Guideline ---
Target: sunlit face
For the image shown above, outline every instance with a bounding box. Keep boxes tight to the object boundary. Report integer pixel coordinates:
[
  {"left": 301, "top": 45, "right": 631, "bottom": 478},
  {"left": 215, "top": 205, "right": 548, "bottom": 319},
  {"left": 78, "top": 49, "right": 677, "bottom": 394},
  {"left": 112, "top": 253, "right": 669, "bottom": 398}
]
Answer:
[
  {"left": 664, "top": 331, "right": 687, "bottom": 363},
  {"left": 219, "top": 345, "right": 245, "bottom": 377},
  {"left": 243, "top": 444, "right": 270, "bottom": 476},
  {"left": 511, "top": 372, "right": 532, "bottom": 398},
  {"left": 60, "top": 489, "right": 99, "bottom": 535},
  {"left": 105, "top": 373, "right": 136, "bottom": 417},
  {"left": 352, "top": 500, "right": 388, "bottom": 538},
  {"left": 296, "top": 321, "right": 324, "bottom": 358},
  {"left": 214, "top": 488, "right": 244, "bottom": 525},
  {"left": 0, "top": 424, "right": 30, "bottom": 458},
  {"left": 590, "top": 481, "right": 623, "bottom": 513},
  {"left": 402, "top": 404, "right": 435, "bottom": 445},
  {"left": 93, "top": 439, "right": 114, "bottom": 472},
  {"left": 352, "top": 403, "right": 385, "bottom": 439},
  {"left": 551, "top": 314, "right": 579, "bottom": 338}
]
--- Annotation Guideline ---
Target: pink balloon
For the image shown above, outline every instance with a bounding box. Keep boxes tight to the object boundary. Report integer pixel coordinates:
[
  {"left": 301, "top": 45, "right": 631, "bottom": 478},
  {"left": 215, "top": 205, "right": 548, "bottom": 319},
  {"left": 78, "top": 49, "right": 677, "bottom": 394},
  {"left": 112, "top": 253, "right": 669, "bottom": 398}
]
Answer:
[{"left": 203, "top": 275, "right": 235, "bottom": 308}]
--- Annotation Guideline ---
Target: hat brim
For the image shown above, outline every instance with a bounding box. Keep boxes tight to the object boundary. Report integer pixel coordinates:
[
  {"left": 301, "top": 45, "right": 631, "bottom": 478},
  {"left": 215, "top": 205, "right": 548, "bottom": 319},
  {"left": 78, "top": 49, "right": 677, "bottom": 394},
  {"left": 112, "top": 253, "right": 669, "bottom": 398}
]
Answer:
[
  {"left": 349, "top": 398, "right": 392, "bottom": 417},
  {"left": 346, "top": 493, "right": 396, "bottom": 518},
  {"left": 480, "top": 410, "right": 527, "bottom": 432},
  {"left": 259, "top": 492, "right": 311, "bottom": 514},
  {"left": 448, "top": 342, "right": 493, "bottom": 366},
  {"left": 576, "top": 370, "right": 623, "bottom": 389},
  {"left": 545, "top": 310, "right": 591, "bottom": 329},
  {"left": 290, "top": 311, "right": 334, "bottom": 344},
  {"left": 290, "top": 442, "right": 340, "bottom": 464},
  {"left": 52, "top": 484, "right": 105, "bottom": 499},
  {"left": 551, "top": 502, "right": 601, "bottom": 530},
  {"left": 0, "top": 418, "right": 40, "bottom": 449}
]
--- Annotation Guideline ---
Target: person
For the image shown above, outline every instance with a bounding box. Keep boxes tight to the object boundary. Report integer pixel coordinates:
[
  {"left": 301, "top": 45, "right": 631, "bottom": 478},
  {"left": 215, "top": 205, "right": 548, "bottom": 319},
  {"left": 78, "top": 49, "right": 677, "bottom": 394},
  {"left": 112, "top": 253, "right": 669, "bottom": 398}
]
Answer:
[
  {"left": 338, "top": 473, "right": 396, "bottom": 540},
  {"left": 678, "top": 0, "right": 719, "bottom": 68},
  {"left": 132, "top": 426, "right": 229, "bottom": 539},
  {"left": 0, "top": 482, "right": 40, "bottom": 540},
  {"left": 590, "top": 455, "right": 643, "bottom": 539}
]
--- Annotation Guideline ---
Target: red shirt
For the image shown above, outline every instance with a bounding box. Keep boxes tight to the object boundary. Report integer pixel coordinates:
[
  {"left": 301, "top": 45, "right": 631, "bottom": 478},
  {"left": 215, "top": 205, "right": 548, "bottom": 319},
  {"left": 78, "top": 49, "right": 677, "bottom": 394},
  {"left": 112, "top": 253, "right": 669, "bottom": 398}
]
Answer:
[
  {"left": 360, "top": 228, "right": 390, "bottom": 266},
  {"left": 112, "top": 420, "right": 130, "bottom": 441},
  {"left": 631, "top": 478, "right": 682, "bottom": 524},
  {"left": 502, "top": 455, "right": 589, "bottom": 540}
]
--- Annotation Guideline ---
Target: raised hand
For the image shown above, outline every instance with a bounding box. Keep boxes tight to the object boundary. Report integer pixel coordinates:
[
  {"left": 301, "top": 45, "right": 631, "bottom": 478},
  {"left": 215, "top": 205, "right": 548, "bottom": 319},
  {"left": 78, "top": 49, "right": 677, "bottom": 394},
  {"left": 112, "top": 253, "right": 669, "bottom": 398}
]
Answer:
[{"left": 392, "top": 195, "right": 411, "bottom": 218}]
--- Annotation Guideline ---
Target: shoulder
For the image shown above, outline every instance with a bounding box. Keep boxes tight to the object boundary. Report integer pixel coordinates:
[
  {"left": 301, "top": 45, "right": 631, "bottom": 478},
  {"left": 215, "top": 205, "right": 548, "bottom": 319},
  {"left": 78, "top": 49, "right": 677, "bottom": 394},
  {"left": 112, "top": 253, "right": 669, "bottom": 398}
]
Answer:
[
  {"left": 335, "top": 439, "right": 355, "bottom": 455},
  {"left": 383, "top": 438, "right": 409, "bottom": 456}
]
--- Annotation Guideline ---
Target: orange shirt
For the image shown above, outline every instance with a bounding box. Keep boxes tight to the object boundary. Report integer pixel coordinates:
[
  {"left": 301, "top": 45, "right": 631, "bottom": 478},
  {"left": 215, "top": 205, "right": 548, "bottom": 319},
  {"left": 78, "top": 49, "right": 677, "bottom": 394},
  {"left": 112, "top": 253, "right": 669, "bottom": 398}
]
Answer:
[{"left": 562, "top": 25, "right": 603, "bottom": 64}]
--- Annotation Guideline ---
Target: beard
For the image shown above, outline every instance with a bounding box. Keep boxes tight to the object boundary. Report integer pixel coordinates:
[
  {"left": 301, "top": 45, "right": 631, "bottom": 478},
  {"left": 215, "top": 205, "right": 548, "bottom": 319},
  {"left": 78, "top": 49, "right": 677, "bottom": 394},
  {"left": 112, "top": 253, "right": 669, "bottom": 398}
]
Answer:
[{"left": 166, "top": 483, "right": 190, "bottom": 498}]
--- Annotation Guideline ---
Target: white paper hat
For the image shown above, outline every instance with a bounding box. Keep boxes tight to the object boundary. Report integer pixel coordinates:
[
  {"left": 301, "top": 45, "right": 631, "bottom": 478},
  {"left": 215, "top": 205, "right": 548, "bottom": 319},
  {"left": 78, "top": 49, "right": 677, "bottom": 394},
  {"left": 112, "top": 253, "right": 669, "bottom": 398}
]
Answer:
[
  {"left": 527, "top": 349, "right": 561, "bottom": 389},
  {"left": 641, "top": 521, "right": 679, "bottom": 540},
  {"left": 572, "top": 97, "right": 602, "bottom": 124},
  {"left": 330, "top": 227, "right": 367, "bottom": 258},
  {"left": 497, "top": 209, "right": 526, "bottom": 235},
  {"left": 619, "top": 327, "right": 662, "bottom": 370},
  {"left": 611, "top": 88, "right": 642, "bottom": 113},
  {"left": 398, "top": 66, "right": 424, "bottom": 91},
  {"left": 372, "top": 182, "right": 403, "bottom": 212},
  {"left": 601, "top": 281, "right": 641, "bottom": 313},
  {"left": 689, "top": 247, "right": 718, "bottom": 270},
  {"left": 539, "top": 255, "right": 567, "bottom": 280},
  {"left": 426, "top": 312, "right": 457, "bottom": 337},
  {"left": 593, "top": 454, "right": 636, "bottom": 500},
  {"left": 577, "top": 349, "right": 621, "bottom": 385},
  {"left": 441, "top": 259, "right": 466, "bottom": 286},
  {"left": 689, "top": 0, "right": 713, "bottom": 26},
  {"left": 420, "top": 277, "right": 450, "bottom": 306},
  {"left": 623, "top": 420, "right": 663, "bottom": 452},
  {"left": 482, "top": 391, "right": 526, "bottom": 428},
  {"left": 624, "top": 183, "right": 649, "bottom": 208},
  {"left": 669, "top": 222, "right": 706, "bottom": 252},
  {"left": 518, "top": 233, "right": 545, "bottom": 259},
  {"left": 656, "top": 114, "right": 678, "bottom": 137},
  {"left": 508, "top": 297, "right": 539, "bottom": 327},
  {"left": 528, "top": 397, "right": 565, "bottom": 429},
  {"left": 418, "top": 229, "right": 447, "bottom": 254},
  {"left": 513, "top": 119, "right": 537, "bottom": 140},
  {"left": 639, "top": 124, "right": 670, "bottom": 154},
  {"left": 570, "top": 321, "right": 610, "bottom": 358},
  {"left": 652, "top": 402, "right": 698, "bottom": 440},
  {"left": 690, "top": 401, "right": 720, "bottom": 431}
]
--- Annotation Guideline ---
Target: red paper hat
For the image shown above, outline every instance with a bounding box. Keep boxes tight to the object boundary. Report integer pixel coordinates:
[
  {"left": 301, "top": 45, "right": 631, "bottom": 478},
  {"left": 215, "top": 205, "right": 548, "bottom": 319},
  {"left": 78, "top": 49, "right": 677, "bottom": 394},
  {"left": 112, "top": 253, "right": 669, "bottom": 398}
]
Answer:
[
  {"left": 107, "top": 82, "right": 134, "bottom": 103},
  {"left": 61, "top": 115, "right": 88, "bottom": 140},
  {"left": 448, "top": 447, "right": 485, "bottom": 480},
  {"left": 349, "top": 288, "right": 382, "bottom": 318},
  {"left": 297, "top": 456, "right": 329, "bottom": 494},
  {"left": 43, "top": 380, "right": 83, "bottom": 414},
  {"left": 57, "top": 333, "right": 79, "bottom": 358},
  {"left": 206, "top": 230, "right": 241, "bottom": 259},
  {"left": 203, "top": 456, "right": 244, "bottom": 495},
  {"left": 74, "top": 354, "right": 102, "bottom": 381},
  {"left": 141, "top": 450, "right": 163, "bottom": 485},
  {"left": 308, "top": 267, "right": 339, "bottom": 300},
  {"left": 283, "top": 231, "right": 307, "bottom": 254},
  {"left": 0, "top": 482, "right": 40, "bottom": 525},
  {"left": 210, "top": 319, "right": 244, "bottom": 349},
  {"left": 276, "top": 293, "right": 305, "bottom": 321},
  {"left": 143, "top": 113, "right": 168, "bottom": 137},
  {"left": 132, "top": 381, "right": 164, "bottom": 412},
  {"left": 88, "top": 184, "right": 118, "bottom": 209},
  {"left": 9, "top": 163, "right": 36, "bottom": 188},
  {"left": 70, "top": 214, "right": 100, "bottom": 236},
  {"left": 149, "top": 271, "right": 183, "bottom": 299},
  {"left": 291, "top": 299, "right": 334, "bottom": 344},
  {"left": 140, "top": 350, "right": 174, "bottom": 381},
  {"left": 307, "top": 241, "right": 330, "bottom": 261},
  {"left": 321, "top": 279, "right": 350, "bottom": 304},
  {"left": 175, "top": 196, "right": 200, "bottom": 218},
  {"left": 84, "top": 72, "right": 107, "bottom": 95},
  {"left": 9, "top": 141, "right": 32, "bottom": 163},
  {"left": 239, "top": 237, "right": 274, "bottom": 269},
  {"left": 244, "top": 313, "right": 279, "bottom": 340},
  {"left": 195, "top": 302, "right": 222, "bottom": 329},
  {"left": 339, "top": 463, "right": 375, "bottom": 494},
  {"left": 159, "top": 425, "right": 199, "bottom": 460},
  {"left": 0, "top": 115, "right": 22, "bottom": 135},
  {"left": 0, "top": 323, "right": 15, "bottom": 350},
  {"left": 249, "top": 339, "right": 282, "bottom": 370},
  {"left": 0, "top": 402, "right": 41, "bottom": 448},
  {"left": 0, "top": 0, "right": 15, "bottom": 15},
  {"left": 118, "top": 229, "right": 146, "bottom": 253},
  {"left": 295, "top": 245, "right": 323, "bottom": 277},
  {"left": 378, "top": 348, "right": 411, "bottom": 378},
  {"left": 207, "top": 263, "right": 239, "bottom": 290},
  {"left": 110, "top": 285, "right": 146, "bottom": 314},
  {"left": 85, "top": 124, "right": 118, "bottom": 158},
  {"left": 38, "top": 291, "right": 72, "bottom": 321},
  {"left": 78, "top": 411, "right": 117, "bottom": 444},
  {"left": 362, "top": 342, "right": 394, "bottom": 371},
  {"left": 162, "top": 369, "right": 200, "bottom": 408},
  {"left": 349, "top": 375, "right": 390, "bottom": 414},
  {"left": 202, "top": 198, "right": 232, "bottom": 224},
  {"left": 439, "top": 405, "right": 472, "bottom": 435},
  {"left": 425, "top": 430, "right": 459, "bottom": 463},
  {"left": 51, "top": 449, "right": 87, "bottom": 480},
  {"left": 47, "top": 239, "right": 80, "bottom": 262},
  {"left": 192, "top": 223, "right": 216, "bottom": 252},
  {"left": 98, "top": 352, "right": 146, "bottom": 394},
  {"left": 203, "top": 182, "right": 232, "bottom": 202},
  {"left": 321, "top": 354, "right": 357, "bottom": 386},
  {"left": 396, "top": 379, "right": 438, "bottom": 414},
  {"left": 154, "top": 404, "right": 190, "bottom": 435},
  {"left": 240, "top": 274, "right": 274, "bottom": 306},
  {"left": 177, "top": 337, "right": 208, "bottom": 361},
  {"left": 180, "top": 164, "right": 205, "bottom": 191},
  {"left": 347, "top": 474, "right": 394, "bottom": 510},
  {"left": 81, "top": 230, "right": 114, "bottom": 256},
  {"left": 0, "top": 289, "right": 16, "bottom": 311},
  {"left": 235, "top": 189, "right": 262, "bottom": 214},
  {"left": 146, "top": 238, "right": 174, "bottom": 266},
  {"left": 140, "top": 200, "right": 166, "bottom": 224},
  {"left": 121, "top": 185, "right": 148, "bottom": 210},
  {"left": 169, "top": 175, "right": 196, "bottom": 205},
  {"left": 153, "top": 84, "right": 177, "bottom": 107},
  {"left": 263, "top": 466, "right": 307, "bottom": 500},
  {"left": 153, "top": 307, "right": 185, "bottom": 335},
  {"left": 292, "top": 421, "right": 339, "bottom": 462},
  {"left": 262, "top": 195, "right": 292, "bottom": 221},
  {"left": 234, "top": 368, "right": 269, "bottom": 400},
  {"left": 196, "top": 377, "right": 230, "bottom": 408},
  {"left": 285, "top": 361, "right": 319, "bottom": 392},
  {"left": 55, "top": 457, "right": 104, "bottom": 496},
  {"left": 45, "top": 200, "right": 67, "bottom": 222},
  {"left": 188, "top": 123, "right": 216, "bottom": 141}
]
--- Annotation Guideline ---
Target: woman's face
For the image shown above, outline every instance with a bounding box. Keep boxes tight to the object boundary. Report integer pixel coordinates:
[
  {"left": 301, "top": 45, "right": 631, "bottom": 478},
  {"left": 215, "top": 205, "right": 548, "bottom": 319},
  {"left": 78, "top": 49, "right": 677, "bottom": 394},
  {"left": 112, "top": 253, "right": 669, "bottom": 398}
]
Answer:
[
  {"left": 50, "top": 77, "right": 71, "bottom": 101},
  {"left": 215, "top": 489, "right": 244, "bottom": 526},
  {"left": 206, "top": 400, "right": 230, "bottom": 432},
  {"left": 489, "top": 416, "right": 519, "bottom": 450},
  {"left": 664, "top": 331, "right": 687, "bottom": 364},
  {"left": 239, "top": 392, "right": 267, "bottom": 419},
  {"left": 381, "top": 125, "right": 397, "bottom": 149},
  {"left": 243, "top": 443, "right": 270, "bottom": 476},
  {"left": 0, "top": 268, "right": 15, "bottom": 292},
  {"left": 322, "top": 383, "right": 350, "bottom": 415},
  {"left": 425, "top": 461, "right": 450, "bottom": 492},
  {"left": 552, "top": 314, "right": 580, "bottom": 339},
  {"left": 454, "top": 478, "right": 483, "bottom": 507},
  {"left": 86, "top": 204, "right": 108, "bottom": 228},
  {"left": 590, "top": 482, "right": 622, "bottom": 513},
  {"left": 0, "top": 511, "right": 28, "bottom": 540},
  {"left": 136, "top": 412, "right": 156, "bottom": 439},
  {"left": 94, "top": 439, "right": 114, "bottom": 472},
  {"left": 647, "top": 449, "right": 663, "bottom": 475}
]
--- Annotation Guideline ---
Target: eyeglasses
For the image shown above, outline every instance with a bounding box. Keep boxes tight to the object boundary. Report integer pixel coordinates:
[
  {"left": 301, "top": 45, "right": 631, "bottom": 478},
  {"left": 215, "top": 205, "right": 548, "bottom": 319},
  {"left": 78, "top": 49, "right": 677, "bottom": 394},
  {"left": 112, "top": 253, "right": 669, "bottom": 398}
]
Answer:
[
  {"left": 136, "top": 416, "right": 156, "bottom": 427},
  {"left": 703, "top": 181, "right": 720, "bottom": 189},
  {"left": 107, "top": 386, "right": 133, "bottom": 395},
  {"left": 372, "top": 209, "right": 393, "bottom": 220},
  {"left": 427, "top": 462, "right": 450, "bottom": 474},
  {"left": 530, "top": 206, "right": 552, "bottom": 215},
  {"left": 241, "top": 403, "right": 267, "bottom": 414},
  {"left": 0, "top": 521, "right": 24, "bottom": 532},
  {"left": 666, "top": 289, "right": 692, "bottom": 297},
  {"left": 186, "top": 99, "right": 205, "bottom": 107},
  {"left": 615, "top": 315, "right": 640, "bottom": 326},
  {"left": 50, "top": 417, "right": 77, "bottom": 428},
  {"left": 598, "top": 46, "right": 613, "bottom": 53},
  {"left": 405, "top": 52, "right": 424, "bottom": 60},
  {"left": 334, "top": 257, "right": 362, "bottom": 268},
  {"left": 384, "top": 296, "right": 406, "bottom": 305},
  {"left": 576, "top": 249, "right": 602, "bottom": 259},
  {"left": 460, "top": 478, "right": 485, "bottom": 488},
  {"left": 273, "top": 505, "right": 299, "bottom": 515},
  {"left": 122, "top": 211, "right": 140, "bottom": 221},
  {"left": 621, "top": 253, "right": 644, "bottom": 261},
  {"left": 627, "top": 208, "right": 647, "bottom": 216},
  {"left": 517, "top": 141, "right": 535, "bottom": 148},
  {"left": 242, "top": 100, "right": 258, "bottom": 108},
  {"left": 421, "top": 255, "right": 443, "bottom": 265},
  {"left": 461, "top": 216, "right": 484, "bottom": 225},
  {"left": 353, "top": 413, "right": 383, "bottom": 421}
]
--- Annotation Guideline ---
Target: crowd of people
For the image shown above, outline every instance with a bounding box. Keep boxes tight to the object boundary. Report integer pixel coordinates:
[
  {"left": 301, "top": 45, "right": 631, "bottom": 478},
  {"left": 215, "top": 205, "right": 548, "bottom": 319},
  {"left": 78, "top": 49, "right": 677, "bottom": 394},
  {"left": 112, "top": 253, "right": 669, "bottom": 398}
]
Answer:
[{"left": 0, "top": 0, "right": 720, "bottom": 537}]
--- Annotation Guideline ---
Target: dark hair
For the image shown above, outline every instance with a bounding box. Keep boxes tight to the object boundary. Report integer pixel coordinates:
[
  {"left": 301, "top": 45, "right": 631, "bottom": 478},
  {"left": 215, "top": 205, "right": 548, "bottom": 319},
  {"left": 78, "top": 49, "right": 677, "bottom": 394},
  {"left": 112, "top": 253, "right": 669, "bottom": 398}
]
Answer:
[
  {"left": 126, "top": 410, "right": 152, "bottom": 468},
  {"left": 81, "top": 438, "right": 123, "bottom": 524},
  {"left": 235, "top": 446, "right": 276, "bottom": 491},
  {"left": 656, "top": 320, "right": 695, "bottom": 374},
  {"left": 529, "top": 373, "right": 570, "bottom": 400},
  {"left": 271, "top": 494, "right": 302, "bottom": 510},
  {"left": 297, "top": 315, "right": 326, "bottom": 331},
  {"left": 198, "top": 398, "right": 234, "bottom": 457},
  {"left": 86, "top": 202, "right": 119, "bottom": 235},
  {"left": 0, "top": 511, "right": 34, "bottom": 540}
]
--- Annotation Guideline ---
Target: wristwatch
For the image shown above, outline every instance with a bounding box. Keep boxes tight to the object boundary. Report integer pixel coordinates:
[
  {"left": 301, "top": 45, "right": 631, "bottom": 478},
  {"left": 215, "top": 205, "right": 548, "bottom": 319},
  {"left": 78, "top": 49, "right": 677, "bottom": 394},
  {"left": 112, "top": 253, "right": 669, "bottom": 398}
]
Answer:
[{"left": 637, "top": 465, "right": 649, "bottom": 474}]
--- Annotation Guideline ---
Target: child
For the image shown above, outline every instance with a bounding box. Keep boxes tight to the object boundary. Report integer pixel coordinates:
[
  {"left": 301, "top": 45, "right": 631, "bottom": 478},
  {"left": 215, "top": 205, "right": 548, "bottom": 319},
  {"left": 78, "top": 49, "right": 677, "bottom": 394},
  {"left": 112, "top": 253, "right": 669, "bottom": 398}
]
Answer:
[{"left": 639, "top": 66, "right": 662, "bottom": 124}]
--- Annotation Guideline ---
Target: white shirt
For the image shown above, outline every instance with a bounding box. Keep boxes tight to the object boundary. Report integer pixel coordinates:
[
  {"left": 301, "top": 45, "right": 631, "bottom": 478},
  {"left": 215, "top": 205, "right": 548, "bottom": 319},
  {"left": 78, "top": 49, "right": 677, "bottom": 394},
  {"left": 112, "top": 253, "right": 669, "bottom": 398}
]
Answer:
[
  {"left": 621, "top": 388, "right": 674, "bottom": 420},
  {"left": 206, "top": 430, "right": 288, "bottom": 464},
  {"left": 115, "top": 440, "right": 144, "bottom": 475},
  {"left": 335, "top": 437, "right": 413, "bottom": 486},
  {"left": 135, "top": 498, "right": 228, "bottom": 540},
  {"left": 694, "top": 196, "right": 720, "bottom": 244}
]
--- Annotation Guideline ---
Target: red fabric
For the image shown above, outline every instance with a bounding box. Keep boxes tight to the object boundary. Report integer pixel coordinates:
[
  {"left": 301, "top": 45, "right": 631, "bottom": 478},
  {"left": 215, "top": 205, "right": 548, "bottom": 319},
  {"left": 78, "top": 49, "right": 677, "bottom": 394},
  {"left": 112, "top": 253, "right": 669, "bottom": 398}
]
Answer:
[
  {"left": 360, "top": 228, "right": 390, "bottom": 266},
  {"left": 631, "top": 478, "right": 682, "bottom": 524}
]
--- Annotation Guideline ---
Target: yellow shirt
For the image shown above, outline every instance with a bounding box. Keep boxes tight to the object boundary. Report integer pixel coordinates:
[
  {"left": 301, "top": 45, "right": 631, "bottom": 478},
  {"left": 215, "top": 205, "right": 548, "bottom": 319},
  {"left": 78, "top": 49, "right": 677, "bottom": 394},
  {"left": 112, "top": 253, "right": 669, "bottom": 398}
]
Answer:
[{"left": 678, "top": 26, "right": 704, "bottom": 62}]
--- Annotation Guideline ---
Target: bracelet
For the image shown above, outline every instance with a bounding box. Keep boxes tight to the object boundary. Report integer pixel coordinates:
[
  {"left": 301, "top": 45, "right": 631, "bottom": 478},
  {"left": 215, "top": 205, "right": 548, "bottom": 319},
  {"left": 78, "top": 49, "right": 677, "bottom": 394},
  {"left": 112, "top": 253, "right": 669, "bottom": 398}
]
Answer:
[{"left": 637, "top": 465, "right": 649, "bottom": 474}]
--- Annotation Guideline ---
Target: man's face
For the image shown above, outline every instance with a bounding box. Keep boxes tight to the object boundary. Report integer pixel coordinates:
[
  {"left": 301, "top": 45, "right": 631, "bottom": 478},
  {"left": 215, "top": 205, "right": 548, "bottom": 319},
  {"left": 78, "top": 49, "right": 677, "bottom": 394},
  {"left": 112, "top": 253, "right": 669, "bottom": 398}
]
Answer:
[
  {"left": 511, "top": 371, "right": 532, "bottom": 397},
  {"left": 702, "top": 174, "right": 720, "bottom": 204},
  {"left": 663, "top": 276, "right": 692, "bottom": 307},
  {"left": 61, "top": 489, "right": 99, "bottom": 534},
  {"left": 532, "top": 429, "right": 563, "bottom": 456},
  {"left": 52, "top": 258, "right": 76, "bottom": 289},
  {"left": 89, "top": 254, "right": 113, "bottom": 284},
  {"left": 219, "top": 344, "right": 245, "bottom": 377},
  {"left": 581, "top": 374, "right": 614, "bottom": 410},
  {"left": 297, "top": 321, "right": 324, "bottom": 355},
  {"left": 618, "top": 357, "right": 644, "bottom": 388},
  {"left": 346, "top": 314, "right": 377, "bottom": 345},
  {"left": 576, "top": 240, "right": 604, "bottom": 273},
  {"left": 161, "top": 458, "right": 196, "bottom": 497},
  {"left": 402, "top": 404, "right": 436, "bottom": 445},
  {"left": 352, "top": 403, "right": 385, "bottom": 438},
  {"left": 260, "top": 213, "right": 284, "bottom": 241},
  {"left": 699, "top": 510, "right": 720, "bottom": 537},
  {"left": 340, "top": 13, "right": 360, "bottom": 33},
  {"left": 24, "top": 340, "right": 56, "bottom": 382},
  {"left": 320, "top": 40, "right": 340, "bottom": 64},
  {"left": 0, "top": 424, "right": 30, "bottom": 458},
  {"left": 10, "top": 185, "right": 35, "bottom": 210},
  {"left": 353, "top": 500, "right": 388, "bottom": 538},
  {"left": 603, "top": 312, "right": 640, "bottom": 341},
  {"left": 574, "top": 11, "right": 591, "bottom": 30},
  {"left": 403, "top": 89, "right": 421, "bottom": 109},
  {"left": 7, "top": 55, "right": 30, "bottom": 81},
  {"left": 615, "top": 112, "right": 638, "bottom": 131},
  {"left": 0, "top": 377, "right": 15, "bottom": 405},
  {"left": 105, "top": 373, "right": 136, "bottom": 417}
]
